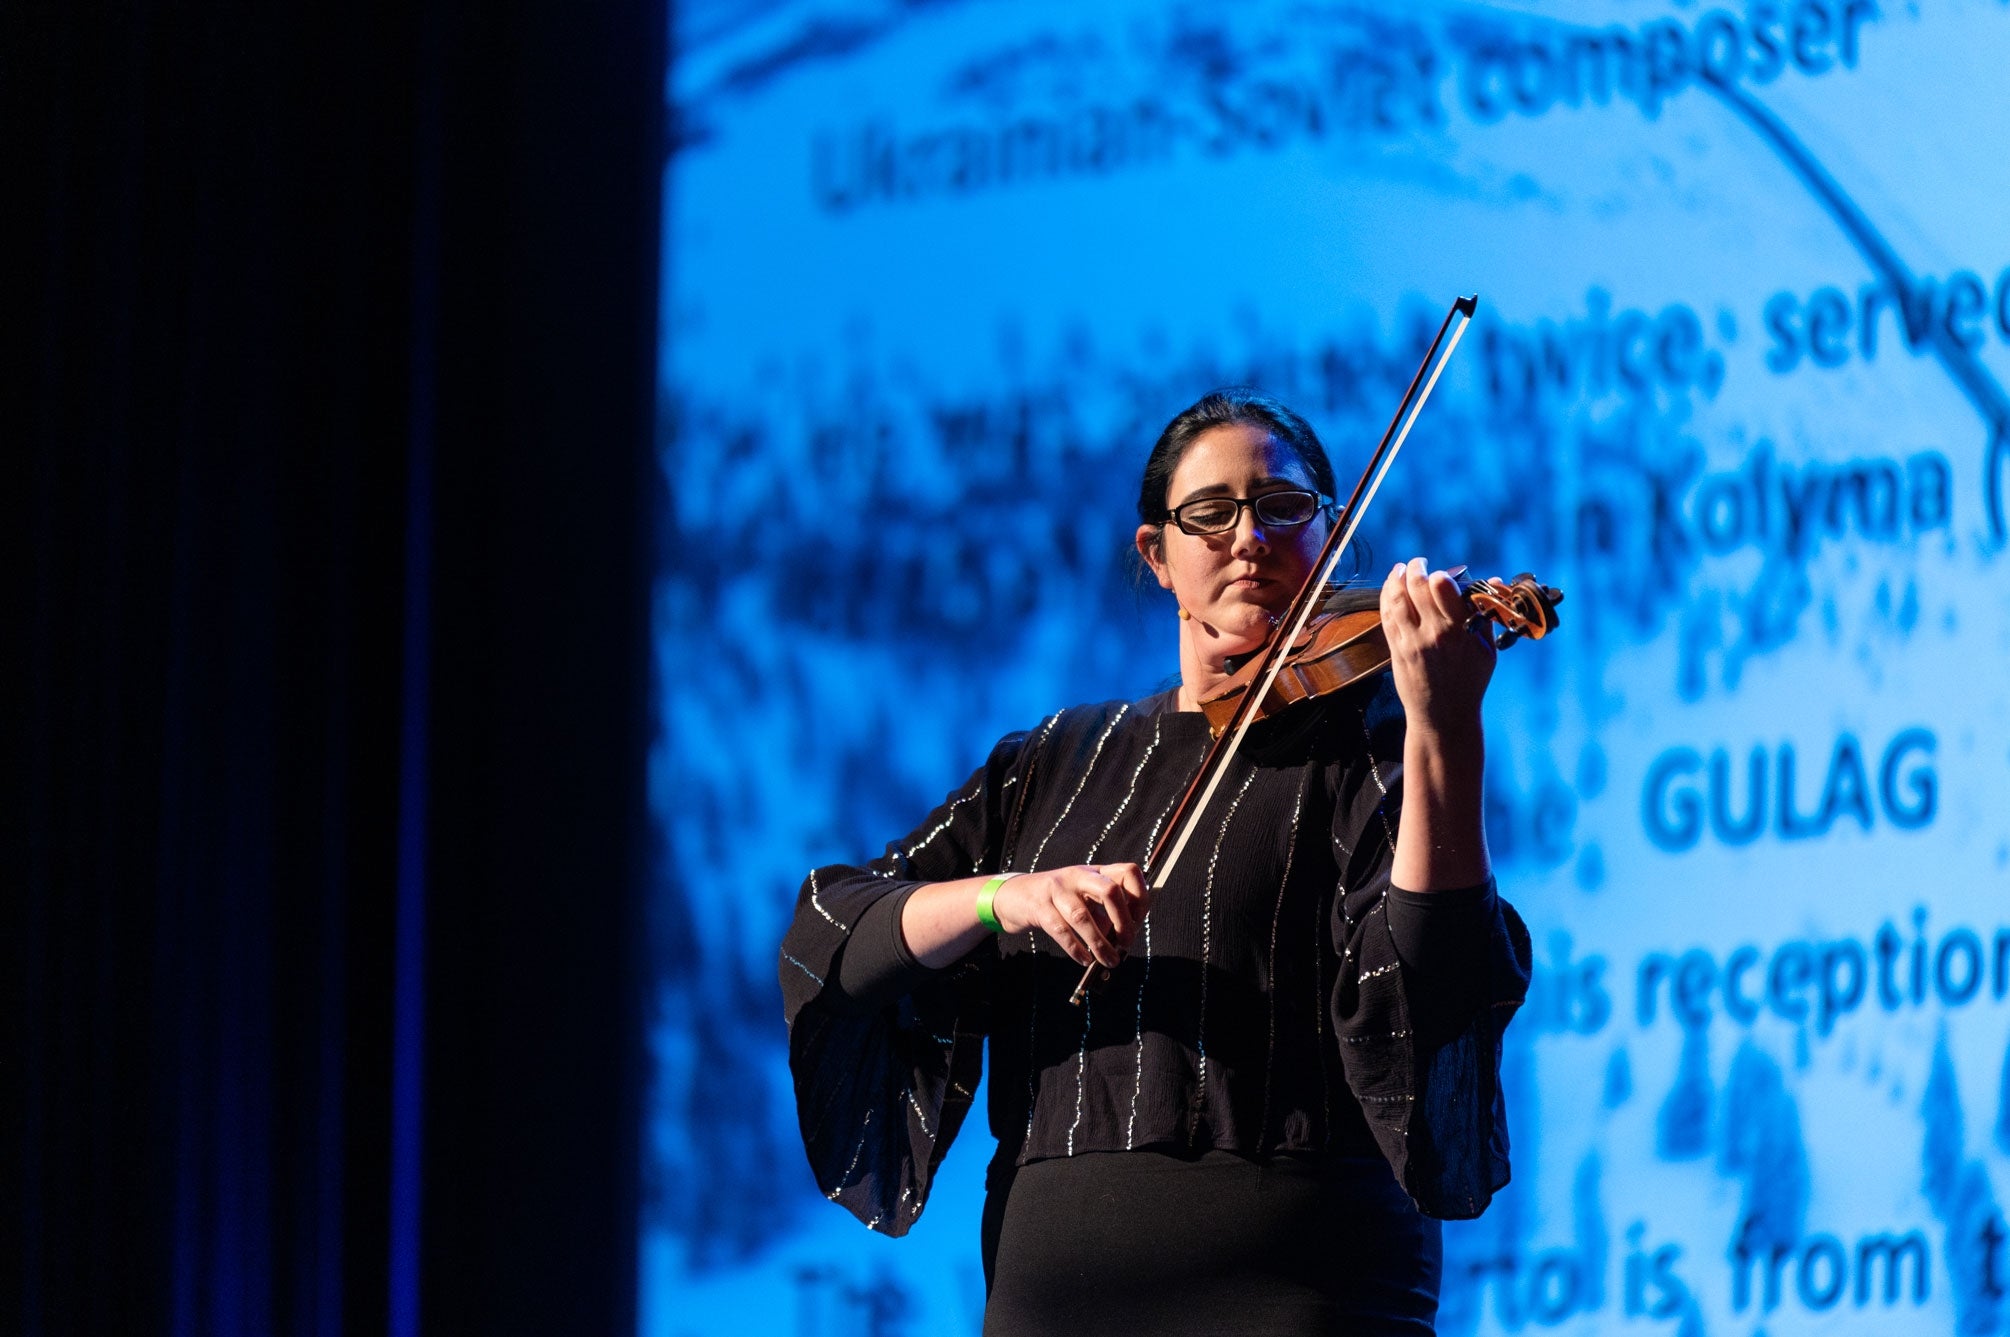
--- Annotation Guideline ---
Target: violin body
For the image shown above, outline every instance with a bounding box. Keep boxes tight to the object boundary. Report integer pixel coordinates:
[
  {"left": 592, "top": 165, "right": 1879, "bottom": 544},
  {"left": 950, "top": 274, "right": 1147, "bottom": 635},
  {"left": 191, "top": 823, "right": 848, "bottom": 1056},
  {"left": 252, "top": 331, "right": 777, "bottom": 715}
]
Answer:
[{"left": 1198, "top": 574, "right": 1563, "bottom": 738}]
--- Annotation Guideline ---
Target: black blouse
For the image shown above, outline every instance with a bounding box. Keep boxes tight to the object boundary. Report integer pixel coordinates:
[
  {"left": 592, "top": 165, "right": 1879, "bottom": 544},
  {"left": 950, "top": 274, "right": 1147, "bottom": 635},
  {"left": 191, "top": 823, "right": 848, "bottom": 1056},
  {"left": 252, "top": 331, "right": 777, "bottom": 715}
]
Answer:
[{"left": 778, "top": 674, "right": 1531, "bottom": 1237}]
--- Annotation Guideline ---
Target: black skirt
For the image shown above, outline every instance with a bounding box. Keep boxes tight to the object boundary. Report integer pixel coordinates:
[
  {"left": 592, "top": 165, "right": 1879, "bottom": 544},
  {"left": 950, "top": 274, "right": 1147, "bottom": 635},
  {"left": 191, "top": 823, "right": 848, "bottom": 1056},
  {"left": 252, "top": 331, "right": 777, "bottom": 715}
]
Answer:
[{"left": 981, "top": 1149, "right": 1441, "bottom": 1336}]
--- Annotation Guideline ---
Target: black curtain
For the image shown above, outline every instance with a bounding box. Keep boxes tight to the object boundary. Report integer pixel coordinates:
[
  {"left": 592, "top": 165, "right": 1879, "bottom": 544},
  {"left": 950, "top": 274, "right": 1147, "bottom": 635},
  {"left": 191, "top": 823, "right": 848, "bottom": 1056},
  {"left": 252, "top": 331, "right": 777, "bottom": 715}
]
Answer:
[{"left": 12, "top": 3, "right": 662, "bottom": 1334}]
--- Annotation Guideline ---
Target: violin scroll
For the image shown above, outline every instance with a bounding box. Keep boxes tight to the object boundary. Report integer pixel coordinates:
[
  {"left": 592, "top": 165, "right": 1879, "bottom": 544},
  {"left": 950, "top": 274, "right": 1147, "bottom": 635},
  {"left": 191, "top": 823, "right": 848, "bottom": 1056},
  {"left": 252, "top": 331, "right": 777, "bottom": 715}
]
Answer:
[{"left": 1461, "top": 573, "right": 1563, "bottom": 649}]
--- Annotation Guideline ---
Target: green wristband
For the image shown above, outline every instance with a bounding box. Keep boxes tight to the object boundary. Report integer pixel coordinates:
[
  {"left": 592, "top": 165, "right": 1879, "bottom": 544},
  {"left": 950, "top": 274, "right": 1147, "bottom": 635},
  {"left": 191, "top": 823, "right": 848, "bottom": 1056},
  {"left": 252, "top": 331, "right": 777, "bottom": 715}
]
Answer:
[{"left": 975, "top": 873, "right": 1014, "bottom": 933}]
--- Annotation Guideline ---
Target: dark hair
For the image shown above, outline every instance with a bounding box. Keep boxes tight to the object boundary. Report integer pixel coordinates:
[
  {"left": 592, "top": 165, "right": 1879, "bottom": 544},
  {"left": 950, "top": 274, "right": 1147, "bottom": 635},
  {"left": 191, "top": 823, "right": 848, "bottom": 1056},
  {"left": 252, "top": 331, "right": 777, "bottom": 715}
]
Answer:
[{"left": 1137, "top": 389, "right": 1337, "bottom": 527}]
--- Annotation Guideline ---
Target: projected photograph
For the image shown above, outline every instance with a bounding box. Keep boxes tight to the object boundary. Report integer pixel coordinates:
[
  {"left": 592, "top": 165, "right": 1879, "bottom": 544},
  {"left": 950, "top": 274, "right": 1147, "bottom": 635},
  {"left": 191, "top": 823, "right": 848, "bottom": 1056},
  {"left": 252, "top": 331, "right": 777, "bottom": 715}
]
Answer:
[{"left": 646, "top": 1, "right": 2010, "bottom": 1332}]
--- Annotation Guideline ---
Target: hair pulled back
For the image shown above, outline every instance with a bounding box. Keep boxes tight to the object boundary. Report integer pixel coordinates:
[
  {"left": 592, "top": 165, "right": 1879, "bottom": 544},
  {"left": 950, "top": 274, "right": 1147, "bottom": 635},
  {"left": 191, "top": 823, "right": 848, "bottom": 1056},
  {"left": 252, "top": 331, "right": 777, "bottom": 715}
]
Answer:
[{"left": 1136, "top": 389, "right": 1337, "bottom": 526}]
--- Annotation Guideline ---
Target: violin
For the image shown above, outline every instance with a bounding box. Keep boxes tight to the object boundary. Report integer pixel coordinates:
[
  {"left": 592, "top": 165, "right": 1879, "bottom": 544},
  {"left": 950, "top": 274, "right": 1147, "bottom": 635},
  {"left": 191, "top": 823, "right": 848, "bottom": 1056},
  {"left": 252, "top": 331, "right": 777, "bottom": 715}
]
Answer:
[{"left": 1197, "top": 572, "right": 1563, "bottom": 737}]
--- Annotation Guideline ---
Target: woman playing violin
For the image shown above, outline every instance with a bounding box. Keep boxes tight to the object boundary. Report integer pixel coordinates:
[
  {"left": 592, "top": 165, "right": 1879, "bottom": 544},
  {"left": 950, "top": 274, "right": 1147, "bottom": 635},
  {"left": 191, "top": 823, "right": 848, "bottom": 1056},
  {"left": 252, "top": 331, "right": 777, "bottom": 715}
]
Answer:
[{"left": 780, "top": 389, "right": 1531, "bottom": 1336}]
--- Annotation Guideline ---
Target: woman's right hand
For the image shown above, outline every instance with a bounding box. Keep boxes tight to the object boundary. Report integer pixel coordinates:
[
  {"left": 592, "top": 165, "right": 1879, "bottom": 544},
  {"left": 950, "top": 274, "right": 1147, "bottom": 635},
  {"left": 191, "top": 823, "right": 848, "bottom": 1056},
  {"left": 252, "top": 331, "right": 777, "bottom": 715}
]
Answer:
[{"left": 990, "top": 863, "right": 1150, "bottom": 969}]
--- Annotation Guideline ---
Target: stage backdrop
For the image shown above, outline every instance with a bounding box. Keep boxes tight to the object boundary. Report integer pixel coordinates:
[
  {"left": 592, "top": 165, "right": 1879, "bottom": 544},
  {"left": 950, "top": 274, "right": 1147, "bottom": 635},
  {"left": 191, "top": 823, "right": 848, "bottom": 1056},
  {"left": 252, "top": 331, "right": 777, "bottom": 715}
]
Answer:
[{"left": 644, "top": 2, "right": 2010, "bottom": 1332}]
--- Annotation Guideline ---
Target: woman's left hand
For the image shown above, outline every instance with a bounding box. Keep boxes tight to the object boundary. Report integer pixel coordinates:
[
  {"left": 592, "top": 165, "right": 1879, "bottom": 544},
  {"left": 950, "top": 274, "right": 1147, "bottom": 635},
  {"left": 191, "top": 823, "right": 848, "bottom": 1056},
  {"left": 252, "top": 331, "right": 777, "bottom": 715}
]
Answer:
[{"left": 1381, "top": 557, "right": 1496, "bottom": 737}]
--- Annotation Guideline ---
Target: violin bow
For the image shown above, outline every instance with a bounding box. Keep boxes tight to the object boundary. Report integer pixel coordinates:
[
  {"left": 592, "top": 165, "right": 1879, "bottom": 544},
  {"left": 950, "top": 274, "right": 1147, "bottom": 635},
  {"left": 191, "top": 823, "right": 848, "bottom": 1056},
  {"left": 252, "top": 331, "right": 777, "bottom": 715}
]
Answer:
[{"left": 1069, "top": 294, "right": 1477, "bottom": 1006}]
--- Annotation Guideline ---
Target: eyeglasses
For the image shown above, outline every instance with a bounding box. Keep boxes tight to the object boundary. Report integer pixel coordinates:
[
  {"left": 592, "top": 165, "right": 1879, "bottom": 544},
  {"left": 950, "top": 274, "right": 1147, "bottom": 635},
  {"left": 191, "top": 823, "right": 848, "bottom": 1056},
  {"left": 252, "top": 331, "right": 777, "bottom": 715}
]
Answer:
[{"left": 1163, "top": 489, "right": 1330, "bottom": 536}]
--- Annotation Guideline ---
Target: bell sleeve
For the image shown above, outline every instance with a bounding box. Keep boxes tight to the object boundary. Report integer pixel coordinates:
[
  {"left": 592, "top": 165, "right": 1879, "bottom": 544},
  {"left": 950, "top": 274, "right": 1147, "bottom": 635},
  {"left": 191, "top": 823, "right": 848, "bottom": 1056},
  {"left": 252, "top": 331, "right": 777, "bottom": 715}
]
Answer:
[
  {"left": 1326, "top": 682, "right": 1533, "bottom": 1220},
  {"left": 777, "top": 725, "right": 1041, "bottom": 1235}
]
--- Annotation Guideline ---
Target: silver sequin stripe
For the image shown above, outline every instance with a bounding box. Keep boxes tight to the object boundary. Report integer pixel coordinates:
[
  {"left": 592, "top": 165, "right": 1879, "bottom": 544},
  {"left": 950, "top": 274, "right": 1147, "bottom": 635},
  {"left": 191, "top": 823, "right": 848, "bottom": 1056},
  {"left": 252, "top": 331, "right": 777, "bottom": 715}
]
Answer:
[
  {"left": 1335, "top": 700, "right": 1397, "bottom": 948},
  {"left": 1027, "top": 704, "right": 1129, "bottom": 872},
  {"left": 1013, "top": 712, "right": 1068, "bottom": 1143},
  {"left": 1191, "top": 768, "right": 1258, "bottom": 1144},
  {"left": 1259, "top": 768, "right": 1311, "bottom": 1145},
  {"left": 825, "top": 1107, "right": 872, "bottom": 1201},
  {"left": 1315, "top": 858, "right": 1330, "bottom": 1134},
  {"left": 1127, "top": 736, "right": 1206, "bottom": 1150},
  {"left": 904, "top": 1086, "right": 933, "bottom": 1138},
  {"left": 1021, "top": 707, "right": 1131, "bottom": 1144},
  {"left": 1361, "top": 707, "right": 1398, "bottom": 858},
  {"left": 1084, "top": 712, "right": 1161, "bottom": 863},
  {"left": 1319, "top": 704, "right": 1398, "bottom": 1136},
  {"left": 1067, "top": 994, "right": 1090, "bottom": 1156},
  {"left": 1025, "top": 926, "right": 1041, "bottom": 1141},
  {"left": 1357, "top": 710, "right": 1405, "bottom": 999},
  {"left": 1000, "top": 712, "right": 1063, "bottom": 870},
  {"left": 806, "top": 868, "right": 847, "bottom": 932},
  {"left": 899, "top": 785, "right": 985, "bottom": 867},
  {"left": 1332, "top": 816, "right": 1356, "bottom": 945},
  {"left": 1062, "top": 712, "right": 1160, "bottom": 1155},
  {"left": 1124, "top": 912, "right": 1153, "bottom": 1151}
]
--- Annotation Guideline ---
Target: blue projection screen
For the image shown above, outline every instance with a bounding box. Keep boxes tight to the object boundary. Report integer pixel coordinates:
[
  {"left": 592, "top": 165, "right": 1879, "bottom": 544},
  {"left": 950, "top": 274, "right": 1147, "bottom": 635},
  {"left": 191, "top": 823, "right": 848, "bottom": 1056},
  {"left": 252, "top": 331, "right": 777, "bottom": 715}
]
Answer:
[{"left": 645, "top": 2, "right": 2010, "bottom": 1332}]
